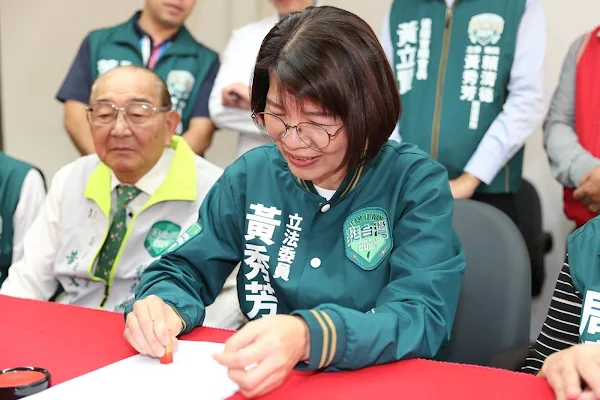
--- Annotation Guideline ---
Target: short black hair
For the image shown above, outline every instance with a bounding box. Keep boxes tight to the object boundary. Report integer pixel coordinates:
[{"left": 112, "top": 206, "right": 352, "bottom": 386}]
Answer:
[
  {"left": 89, "top": 65, "right": 172, "bottom": 108},
  {"left": 250, "top": 6, "right": 401, "bottom": 169}
]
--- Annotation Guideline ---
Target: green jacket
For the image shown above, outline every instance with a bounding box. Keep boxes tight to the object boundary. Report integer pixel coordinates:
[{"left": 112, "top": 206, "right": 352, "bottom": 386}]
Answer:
[
  {"left": 0, "top": 153, "right": 41, "bottom": 286},
  {"left": 567, "top": 218, "right": 600, "bottom": 343},
  {"left": 390, "top": 0, "right": 526, "bottom": 193},
  {"left": 129, "top": 141, "right": 466, "bottom": 371},
  {"left": 87, "top": 12, "right": 217, "bottom": 134}
]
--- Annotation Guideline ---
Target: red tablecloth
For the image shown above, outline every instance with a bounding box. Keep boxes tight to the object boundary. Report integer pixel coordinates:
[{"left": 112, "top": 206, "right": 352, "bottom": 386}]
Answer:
[{"left": 0, "top": 295, "right": 554, "bottom": 399}]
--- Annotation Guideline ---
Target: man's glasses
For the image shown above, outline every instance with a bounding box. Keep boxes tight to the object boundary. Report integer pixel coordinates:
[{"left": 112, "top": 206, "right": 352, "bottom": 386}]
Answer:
[{"left": 86, "top": 102, "right": 171, "bottom": 126}]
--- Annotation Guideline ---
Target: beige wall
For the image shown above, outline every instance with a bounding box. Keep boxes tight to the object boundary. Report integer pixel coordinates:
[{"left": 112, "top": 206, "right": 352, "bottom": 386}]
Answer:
[{"left": 0, "top": 0, "right": 597, "bottom": 338}]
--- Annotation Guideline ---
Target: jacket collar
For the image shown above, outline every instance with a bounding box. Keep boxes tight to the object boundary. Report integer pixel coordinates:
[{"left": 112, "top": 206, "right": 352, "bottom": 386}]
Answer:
[{"left": 85, "top": 136, "right": 197, "bottom": 217}]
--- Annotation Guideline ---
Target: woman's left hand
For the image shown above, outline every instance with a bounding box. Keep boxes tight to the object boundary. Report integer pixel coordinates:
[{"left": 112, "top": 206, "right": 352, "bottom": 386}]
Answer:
[{"left": 212, "top": 315, "right": 310, "bottom": 398}]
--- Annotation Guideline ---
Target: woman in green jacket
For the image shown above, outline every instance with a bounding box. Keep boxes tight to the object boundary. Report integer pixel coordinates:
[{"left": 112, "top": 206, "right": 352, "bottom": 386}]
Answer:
[{"left": 124, "top": 6, "right": 466, "bottom": 398}]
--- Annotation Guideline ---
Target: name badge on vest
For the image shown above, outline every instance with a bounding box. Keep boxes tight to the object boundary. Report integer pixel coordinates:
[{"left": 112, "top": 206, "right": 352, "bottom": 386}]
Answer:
[
  {"left": 580, "top": 290, "right": 600, "bottom": 343},
  {"left": 144, "top": 221, "right": 182, "bottom": 257},
  {"left": 343, "top": 207, "right": 392, "bottom": 271}
]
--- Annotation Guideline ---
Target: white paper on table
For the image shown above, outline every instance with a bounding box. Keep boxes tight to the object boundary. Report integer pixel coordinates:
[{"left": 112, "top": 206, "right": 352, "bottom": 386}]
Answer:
[{"left": 28, "top": 341, "right": 239, "bottom": 400}]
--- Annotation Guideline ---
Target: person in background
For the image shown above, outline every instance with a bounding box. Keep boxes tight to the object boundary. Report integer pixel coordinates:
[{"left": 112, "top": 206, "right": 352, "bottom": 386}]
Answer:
[
  {"left": 0, "top": 152, "right": 46, "bottom": 287},
  {"left": 544, "top": 27, "right": 600, "bottom": 229},
  {"left": 522, "top": 219, "right": 600, "bottom": 400},
  {"left": 124, "top": 7, "right": 465, "bottom": 398},
  {"left": 57, "top": 0, "right": 219, "bottom": 156},
  {"left": 380, "top": 0, "right": 546, "bottom": 225},
  {"left": 209, "top": 0, "right": 317, "bottom": 158},
  {"left": 2, "top": 66, "right": 241, "bottom": 329}
]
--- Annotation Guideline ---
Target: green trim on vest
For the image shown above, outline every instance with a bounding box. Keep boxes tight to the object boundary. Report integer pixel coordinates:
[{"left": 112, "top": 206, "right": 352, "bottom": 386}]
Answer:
[
  {"left": 0, "top": 153, "right": 35, "bottom": 286},
  {"left": 87, "top": 12, "right": 218, "bottom": 134},
  {"left": 390, "top": 0, "right": 526, "bottom": 193},
  {"left": 84, "top": 136, "right": 198, "bottom": 307}
]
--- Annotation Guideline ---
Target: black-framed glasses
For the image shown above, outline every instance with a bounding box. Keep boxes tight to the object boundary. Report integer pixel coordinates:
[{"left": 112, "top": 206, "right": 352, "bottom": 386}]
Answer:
[
  {"left": 252, "top": 112, "right": 344, "bottom": 150},
  {"left": 86, "top": 101, "right": 171, "bottom": 126}
]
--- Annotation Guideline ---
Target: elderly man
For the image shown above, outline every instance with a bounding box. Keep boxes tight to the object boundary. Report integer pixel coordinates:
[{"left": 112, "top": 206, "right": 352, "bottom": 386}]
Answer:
[
  {"left": 1, "top": 66, "right": 241, "bottom": 329},
  {"left": 57, "top": 0, "right": 218, "bottom": 156},
  {"left": 209, "top": 0, "right": 317, "bottom": 157}
]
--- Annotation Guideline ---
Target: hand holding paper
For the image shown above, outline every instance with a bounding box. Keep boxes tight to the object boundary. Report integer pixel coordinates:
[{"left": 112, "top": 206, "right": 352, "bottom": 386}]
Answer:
[{"left": 212, "top": 315, "right": 310, "bottom": 398}]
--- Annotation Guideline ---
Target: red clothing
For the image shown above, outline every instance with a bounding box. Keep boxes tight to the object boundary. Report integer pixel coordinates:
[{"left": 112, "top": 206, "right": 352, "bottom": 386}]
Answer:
[{"left": 564, "top": 26, "right": 600, "bottom": 227}]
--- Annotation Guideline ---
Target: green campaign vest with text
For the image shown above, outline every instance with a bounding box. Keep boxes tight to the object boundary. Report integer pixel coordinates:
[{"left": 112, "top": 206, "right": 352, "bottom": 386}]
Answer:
[
  {"left": 390, "top": 0, "right": 526, "bottom": 193},
  {"left": 567, "top": 218, "right": 600, "bottom": 344},
  {"left": 0, "top": 153, "right": 35, "bottom": 286},
  {"left": 87, "top": 14, "right": 217, "bottom": 134}
]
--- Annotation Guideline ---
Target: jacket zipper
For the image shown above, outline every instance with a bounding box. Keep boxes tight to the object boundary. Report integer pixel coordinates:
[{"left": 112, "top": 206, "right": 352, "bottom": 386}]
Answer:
[{"left": 430, "top": 2, "right": 457, "bottom": 159}]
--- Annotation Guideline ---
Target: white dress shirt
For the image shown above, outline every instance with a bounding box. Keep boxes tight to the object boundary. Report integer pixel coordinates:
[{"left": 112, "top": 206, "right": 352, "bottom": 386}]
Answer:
[
  {"left": 381, "top": 0, "right": 546, "bottom": 185},
  {"left": 108, "top": 148, "right": 174, "bottom": 225},
  {"left": 209, "top": 2, "right": 321, "bottom": 158},
  {"left": 209, "top": 14, "right": 279, "bottom": 158},
  {"left": 12, "top": 169, "right": 46, "bottom": 264}
]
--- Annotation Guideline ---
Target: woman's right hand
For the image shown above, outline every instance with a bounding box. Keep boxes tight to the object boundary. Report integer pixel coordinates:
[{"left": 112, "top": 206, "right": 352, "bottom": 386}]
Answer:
[
  {"left": 123, "top": 295, "right": 184, "bottom": 358},
  {"left": 538, "top": 343, "right": 600, "bottom": 400}
]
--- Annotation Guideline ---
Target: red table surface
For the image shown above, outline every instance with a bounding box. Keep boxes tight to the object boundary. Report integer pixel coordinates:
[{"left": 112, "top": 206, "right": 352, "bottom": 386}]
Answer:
[{"left": 0, "top": 295, "right": 554, "bottom": 399}]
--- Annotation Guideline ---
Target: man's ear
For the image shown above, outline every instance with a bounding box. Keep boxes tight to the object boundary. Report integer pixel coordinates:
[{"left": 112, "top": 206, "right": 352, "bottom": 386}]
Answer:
[{"left": 163, "top": 110, "right": 181, "bottom": 145}]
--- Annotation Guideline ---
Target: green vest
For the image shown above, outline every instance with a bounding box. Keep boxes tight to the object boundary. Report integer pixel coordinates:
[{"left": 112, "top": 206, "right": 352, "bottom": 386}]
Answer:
[
  {"left": 0, "top": 153, "right": 37, "bottom": 286},
  {"left": 567, "top": 218, "right": 600, "bottom": 344},
  {"left": 390, "top": 0, "right": 526, "bottom": 193},
  {"left": 87, "top": 13, "right": 218, "bottom": 134}
]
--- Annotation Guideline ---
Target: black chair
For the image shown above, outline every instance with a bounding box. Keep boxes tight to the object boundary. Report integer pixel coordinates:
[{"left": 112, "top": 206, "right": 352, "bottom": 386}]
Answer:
[
  {"left": 449, "top": 200, "right": 531, "bottom": 366},
  {"left": 514, "top": 179, "right": 553, "bottom": 297}
]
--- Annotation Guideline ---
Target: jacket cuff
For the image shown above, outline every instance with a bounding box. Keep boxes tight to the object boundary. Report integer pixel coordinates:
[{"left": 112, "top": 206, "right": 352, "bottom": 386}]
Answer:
[
  {"left": 291, "top": 308, "right": 346, "bottom": 370},
  {"left": 123, "top": 298, "right": 193, "bottom": 335},
  {"left": 161, "top": 298, "right": 195, "bottom": 335}
]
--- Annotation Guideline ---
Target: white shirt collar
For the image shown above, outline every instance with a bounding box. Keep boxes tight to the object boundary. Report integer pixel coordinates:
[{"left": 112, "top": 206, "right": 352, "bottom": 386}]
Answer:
[{"left": 110, "top": 147, "right": 175, "bottom": 195}]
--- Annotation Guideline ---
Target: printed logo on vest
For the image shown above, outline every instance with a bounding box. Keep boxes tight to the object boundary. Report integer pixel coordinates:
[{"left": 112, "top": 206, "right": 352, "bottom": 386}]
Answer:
[
  {"left": 144, "top": 221, "right": 182, "bottom": 257},
  {"left": 166, "top": 70, "right": 195, "bottom": 135},
  {"left": 162, "top": 221, "right": 203, "bottom": 255},
  {"left": 460, "top": 14, "right": 504, "bottom": 130},
  {"left": 97, "top": 59, "right": 133, "bottom": 76},
  {"left": 580, "top": 290, "right": 600, "bottom": 343},
  {"left": 343, "top": 207, "right": 392, "bottom": 271},
  {"left": 468, "top": 14, "right": 504, "bottom": 46}
]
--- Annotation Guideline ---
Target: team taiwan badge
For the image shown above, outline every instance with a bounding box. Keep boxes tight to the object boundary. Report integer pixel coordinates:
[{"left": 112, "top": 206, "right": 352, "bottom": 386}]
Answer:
[{"left": 343, "top": 207, "right": 392, "bottom": 271}]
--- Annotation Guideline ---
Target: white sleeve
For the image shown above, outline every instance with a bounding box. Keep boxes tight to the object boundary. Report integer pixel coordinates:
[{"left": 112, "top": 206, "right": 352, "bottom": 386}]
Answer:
[
  {"left": 11, "top": 169, "right": 46, "bottom": 263},
  {"left": 380, "top": 9, "right": 394, "bottom": 68},
  {"left": 463, "top": 0, "right": 547, "bottom": 184},
  {"left": 0, "top": 164, "right": 73, "bottom": 300},
  {"left": 208, "top": 28, "right": 261, "bottom": 136},
  {"left": 380, "top": 9, "right": 402, "bottom": 142}
]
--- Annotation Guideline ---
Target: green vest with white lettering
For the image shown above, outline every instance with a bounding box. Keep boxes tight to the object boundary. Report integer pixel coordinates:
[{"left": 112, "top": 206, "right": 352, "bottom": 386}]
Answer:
[
  {"left": 0, "top": 153, "right": 37, "bottom": 286},
  {"left": 87, "top": 12, "right": 217, "bottom": 134},
  {"left": 567, "top": 217, "right": 600, "bottom": 343},
  {"left": 389, "top": 0, "right": 525, "bottom": 193}
]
